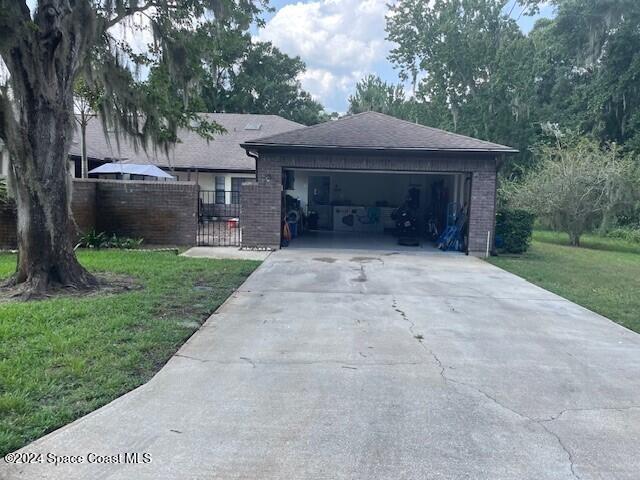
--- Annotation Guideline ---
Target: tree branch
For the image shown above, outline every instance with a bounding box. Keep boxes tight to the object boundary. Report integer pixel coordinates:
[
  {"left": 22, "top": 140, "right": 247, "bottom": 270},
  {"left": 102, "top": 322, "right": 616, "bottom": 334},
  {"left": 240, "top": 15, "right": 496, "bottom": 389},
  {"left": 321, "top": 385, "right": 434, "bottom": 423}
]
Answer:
[
  {"left": 0, "top": 0, "right": 30, "bottom": 24},
  {"left": 0, "top": 91, "right": 6, "bottom": 143},
  {"left": 0, "top": 0, "right": 31, "bottom": 54},
  {"left": 0, "top": 85, "right": 18, "bottom": 149},
  {"left": 105, "top": 2, "right": 161, "bottom": 29}
]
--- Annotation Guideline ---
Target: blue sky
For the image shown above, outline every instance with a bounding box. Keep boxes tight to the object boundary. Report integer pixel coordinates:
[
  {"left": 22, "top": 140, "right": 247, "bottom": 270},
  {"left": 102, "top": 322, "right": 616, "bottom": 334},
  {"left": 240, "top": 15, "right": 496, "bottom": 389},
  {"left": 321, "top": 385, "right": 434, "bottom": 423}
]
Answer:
[
  {"left": 256, "top": 0, "right": 555, "bottom": 112},
  {"left": 22, "top": 0, "right": 553, "bottom": 113}
]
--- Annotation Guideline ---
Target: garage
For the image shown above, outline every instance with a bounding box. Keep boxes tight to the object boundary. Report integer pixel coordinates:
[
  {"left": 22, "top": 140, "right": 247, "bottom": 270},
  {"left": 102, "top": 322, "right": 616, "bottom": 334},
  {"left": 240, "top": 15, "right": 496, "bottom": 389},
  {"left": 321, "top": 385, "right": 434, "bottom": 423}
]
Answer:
[
  {"left": 281, "top": 169, "right": 470, "bottom": 251},
  {"left": 240, "top": 111, "right": 516, "bottom": 256}
]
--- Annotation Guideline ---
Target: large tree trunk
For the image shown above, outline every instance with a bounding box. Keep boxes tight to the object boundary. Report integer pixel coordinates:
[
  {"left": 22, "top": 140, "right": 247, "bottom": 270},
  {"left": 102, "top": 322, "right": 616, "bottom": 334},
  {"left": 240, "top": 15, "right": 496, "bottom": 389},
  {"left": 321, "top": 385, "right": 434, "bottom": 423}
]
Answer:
[
  {"left": 569, "top": 232, "right": 581, "bottom": 247},
  {"left": 7, "top": 108, "right": 97, "bottom": 295},
  {"left": 0, "top": 1, "right": 98, "bottom": 297}
]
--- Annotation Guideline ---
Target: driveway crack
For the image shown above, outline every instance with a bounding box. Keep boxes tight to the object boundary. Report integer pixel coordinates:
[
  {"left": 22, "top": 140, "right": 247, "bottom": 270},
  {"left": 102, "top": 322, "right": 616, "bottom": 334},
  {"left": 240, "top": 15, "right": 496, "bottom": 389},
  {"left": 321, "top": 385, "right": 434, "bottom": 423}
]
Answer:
[
  {"left": 174, "top": 354, "right": 209, "bottom": 363},
  {"left": 391, "top": 296, "right": 582, "bottom": 480},
  {"left": 392, "top": 297, "right": 445, "bottom": 378},
  {"left": 239, "top": 356, "right": 256, "bottom": 368},
  {"left": 537, "top": 405, "right": 640, "bottom": 423}
]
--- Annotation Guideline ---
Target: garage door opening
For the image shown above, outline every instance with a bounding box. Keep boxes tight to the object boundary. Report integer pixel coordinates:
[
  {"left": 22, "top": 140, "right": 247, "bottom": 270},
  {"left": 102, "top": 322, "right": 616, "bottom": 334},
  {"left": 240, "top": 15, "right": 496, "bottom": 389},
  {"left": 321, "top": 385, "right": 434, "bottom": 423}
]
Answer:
[{"left": 282, "top": 169, "right": 471, "bottom": 252}]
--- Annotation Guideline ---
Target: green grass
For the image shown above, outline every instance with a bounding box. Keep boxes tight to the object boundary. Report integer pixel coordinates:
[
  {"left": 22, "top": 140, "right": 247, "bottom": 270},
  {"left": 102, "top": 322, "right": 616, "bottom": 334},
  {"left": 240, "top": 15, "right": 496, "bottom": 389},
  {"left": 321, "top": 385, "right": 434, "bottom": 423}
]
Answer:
[
  {"left": 0, "top": 250, "right": 259, "bottom": 455},
  {"left": 532, "top": 230, "right": 640, "bottom": 254},
  {"left": 489, "top": 232, "right": 640, "bottom": 334}
]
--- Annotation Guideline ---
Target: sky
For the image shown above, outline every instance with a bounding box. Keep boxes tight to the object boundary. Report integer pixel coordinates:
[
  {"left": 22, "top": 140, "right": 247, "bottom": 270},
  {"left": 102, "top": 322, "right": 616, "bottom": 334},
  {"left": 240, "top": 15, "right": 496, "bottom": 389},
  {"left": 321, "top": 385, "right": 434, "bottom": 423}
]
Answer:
[
  {"left": 256, "top": 0, "right": 556, "bottom": 112},
  {"left": 20, "top": 0, "right": 554, "bottom": 114}
]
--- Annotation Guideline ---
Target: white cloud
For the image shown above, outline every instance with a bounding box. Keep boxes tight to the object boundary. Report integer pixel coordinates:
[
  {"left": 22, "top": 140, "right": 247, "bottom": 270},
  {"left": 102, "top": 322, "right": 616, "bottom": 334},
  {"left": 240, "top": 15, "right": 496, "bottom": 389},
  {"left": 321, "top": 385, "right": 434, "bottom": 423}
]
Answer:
[{"left": 257, "top": 0, "right": 393, "bottom": 111}]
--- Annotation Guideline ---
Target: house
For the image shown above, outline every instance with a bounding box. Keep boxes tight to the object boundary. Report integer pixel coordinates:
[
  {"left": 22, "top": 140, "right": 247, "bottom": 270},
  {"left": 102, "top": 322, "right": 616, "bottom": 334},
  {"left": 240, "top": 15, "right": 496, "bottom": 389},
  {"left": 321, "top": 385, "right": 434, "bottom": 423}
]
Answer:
[
  {"left": 240, "top": 111, "right": 517, "bottom": 256},
  {"left": 68, "top": 113, "right": 304, "bottom": 199},
  {"left": 0, "top": 113, "right": 303, "bottom": 191}
]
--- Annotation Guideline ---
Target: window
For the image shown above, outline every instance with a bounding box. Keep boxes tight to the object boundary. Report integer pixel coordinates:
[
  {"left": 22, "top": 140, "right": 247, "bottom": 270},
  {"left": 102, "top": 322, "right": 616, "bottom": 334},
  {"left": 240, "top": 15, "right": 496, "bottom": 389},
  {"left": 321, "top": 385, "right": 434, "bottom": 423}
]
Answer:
[
  {"left": 215, "top": 176, "right": 226, "bottom": 204},
  {"left": 244, "top": 122, "right": 262, "bottom": 131},
  {"left": 231, "top": 177, "right": 251, "bottom": 204}
]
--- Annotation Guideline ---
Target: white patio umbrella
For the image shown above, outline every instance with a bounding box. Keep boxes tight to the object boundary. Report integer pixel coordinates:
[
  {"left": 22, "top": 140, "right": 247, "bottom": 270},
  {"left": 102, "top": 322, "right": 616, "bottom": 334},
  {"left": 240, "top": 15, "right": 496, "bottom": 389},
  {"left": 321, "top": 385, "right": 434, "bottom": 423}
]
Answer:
[{"left": 89, "top": 163, "right": 174, "bottom": 179}]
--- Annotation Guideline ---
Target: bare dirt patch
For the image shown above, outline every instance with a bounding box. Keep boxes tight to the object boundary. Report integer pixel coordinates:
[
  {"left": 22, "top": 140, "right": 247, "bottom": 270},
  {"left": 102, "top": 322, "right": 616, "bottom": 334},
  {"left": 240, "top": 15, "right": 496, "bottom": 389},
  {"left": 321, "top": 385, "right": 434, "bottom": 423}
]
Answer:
[{"left": 0, "top": 273, "right": 141, "bottom": 303}]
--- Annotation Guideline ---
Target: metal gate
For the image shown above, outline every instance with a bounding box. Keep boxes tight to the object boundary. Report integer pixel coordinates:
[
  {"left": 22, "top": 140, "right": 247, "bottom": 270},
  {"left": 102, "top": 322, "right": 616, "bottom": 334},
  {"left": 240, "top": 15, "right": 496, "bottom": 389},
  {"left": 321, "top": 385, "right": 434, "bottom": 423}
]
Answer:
[{"left": 197, "top": 190, "right": 241, "bottom": 246}]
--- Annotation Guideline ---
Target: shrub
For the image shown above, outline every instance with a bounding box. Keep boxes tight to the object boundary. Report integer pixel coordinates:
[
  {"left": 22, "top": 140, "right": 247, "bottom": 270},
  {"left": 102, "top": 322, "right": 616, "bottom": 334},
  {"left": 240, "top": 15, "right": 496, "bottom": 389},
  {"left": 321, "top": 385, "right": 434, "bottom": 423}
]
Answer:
[
  {"left": 501, "top": 132, "right": 635, "bottom": 246},
  {"left": 106, "top": 234, "right": 144, "bottom": 249},
  {"left": 495, "top": 209, "right": 535, "bottom": 253},
  {"left": 77, "top": 230, "right": 143, "bottom": 249},
  {"left": 78, "top": 230, "right": 108, "bottom": 249},
  {"left": 604, "top": 227, "right": 640, "bottom": 243}
]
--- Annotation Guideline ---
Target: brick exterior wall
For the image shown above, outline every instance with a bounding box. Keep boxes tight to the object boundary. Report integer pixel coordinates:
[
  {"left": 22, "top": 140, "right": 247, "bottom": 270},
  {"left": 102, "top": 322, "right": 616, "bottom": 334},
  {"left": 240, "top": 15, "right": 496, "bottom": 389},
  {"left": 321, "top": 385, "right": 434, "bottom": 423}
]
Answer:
[
  {"left": 0, "top": 179, "right": 197, "bottom": 249},
  {"left": 0, "top": 203, "right": 17, "bottom": 249},
  {"left": 468, "top": 171, "right": 498, "bottom": 256},
  {"left": 241, "top": 181, "right": 281, "bottom": 249},
  {"left": 71, "top": 179, "right": 98, "bottom": 235},
  {"left": 95, "top": 180, "right": 197, "bottom": 245},
  {"left": 241, "top": 150, "right": 499, "bottom": 255}
]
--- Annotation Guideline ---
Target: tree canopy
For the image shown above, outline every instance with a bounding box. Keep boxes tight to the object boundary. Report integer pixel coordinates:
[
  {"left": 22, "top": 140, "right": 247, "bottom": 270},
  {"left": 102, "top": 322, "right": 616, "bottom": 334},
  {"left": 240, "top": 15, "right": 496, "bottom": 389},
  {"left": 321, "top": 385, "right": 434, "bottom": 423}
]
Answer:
[
  {"left": 1, "top": 0, "right": 303, "bottom": 296},
  {"left": 199, "top": 41, "right": 326, "bottom": 125},
  {"left": 378, "top": 0, "right": 640, "bottom": 175},
  {"left": 348, "top": 75, "right": 410, "bottom": 118},
  {"left": 502, "top": 130, "right": 636, "bottom": 245}
]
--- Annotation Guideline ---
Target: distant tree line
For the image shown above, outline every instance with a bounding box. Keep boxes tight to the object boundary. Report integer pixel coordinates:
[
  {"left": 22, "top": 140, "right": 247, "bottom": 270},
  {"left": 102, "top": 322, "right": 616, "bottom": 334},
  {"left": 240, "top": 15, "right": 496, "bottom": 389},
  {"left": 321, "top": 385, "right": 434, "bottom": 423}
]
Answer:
[{"left": 349, "top": 0, "right": 640, "bottom": 243}]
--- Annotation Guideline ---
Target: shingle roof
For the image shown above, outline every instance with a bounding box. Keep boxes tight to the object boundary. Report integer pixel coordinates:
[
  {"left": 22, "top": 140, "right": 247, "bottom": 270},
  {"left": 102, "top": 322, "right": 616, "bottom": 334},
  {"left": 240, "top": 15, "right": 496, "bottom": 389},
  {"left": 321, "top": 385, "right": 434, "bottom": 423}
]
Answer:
[
  {"left": 69, "top": 113, "right": 304, "bottom": 171},
  {"left": 242, "top": 111, "right": 517, "bottom": 153}
]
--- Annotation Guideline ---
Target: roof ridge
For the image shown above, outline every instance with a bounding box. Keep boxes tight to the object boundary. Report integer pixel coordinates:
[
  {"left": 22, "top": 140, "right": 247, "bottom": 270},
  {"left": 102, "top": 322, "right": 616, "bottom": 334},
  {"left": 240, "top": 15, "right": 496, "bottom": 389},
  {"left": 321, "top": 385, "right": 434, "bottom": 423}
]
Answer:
[
  {"left": 363, "top": 110, "right": 507, "bottom": 148},
  {"left": 245, "top": 113, "right": 363, "bottom": 143}
]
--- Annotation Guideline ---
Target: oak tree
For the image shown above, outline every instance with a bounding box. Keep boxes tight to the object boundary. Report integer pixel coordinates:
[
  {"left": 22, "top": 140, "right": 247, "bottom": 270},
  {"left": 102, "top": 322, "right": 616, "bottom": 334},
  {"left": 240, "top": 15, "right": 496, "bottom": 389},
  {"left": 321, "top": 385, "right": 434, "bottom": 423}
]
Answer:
[{"left": 0, "top": 0, "right": 264, "bottom": 297}]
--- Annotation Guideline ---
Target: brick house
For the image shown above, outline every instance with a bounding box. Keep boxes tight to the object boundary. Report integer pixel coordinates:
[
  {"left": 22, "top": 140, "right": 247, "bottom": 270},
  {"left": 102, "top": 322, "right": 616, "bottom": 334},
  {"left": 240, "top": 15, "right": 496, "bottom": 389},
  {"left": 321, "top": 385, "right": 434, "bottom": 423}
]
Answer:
[
  {"left": 0, "top": 113, "right": 304, "bottom": 200},
  {"left": 68, "top": 113, "right": 304, "bottom": 196},
  {"left": 240, "top": 111, "right": 517, "bottom": 256}
]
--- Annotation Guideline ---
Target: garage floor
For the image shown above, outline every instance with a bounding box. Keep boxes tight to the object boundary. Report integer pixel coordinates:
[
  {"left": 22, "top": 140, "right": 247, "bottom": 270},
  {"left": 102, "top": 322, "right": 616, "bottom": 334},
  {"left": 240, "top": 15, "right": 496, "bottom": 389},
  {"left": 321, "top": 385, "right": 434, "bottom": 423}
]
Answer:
[
  {"left": 288, "top": 230, "right": 450, "bottom": 253},
  {"left": 4, "top": 249, "right": 639, "bottom": 480}
]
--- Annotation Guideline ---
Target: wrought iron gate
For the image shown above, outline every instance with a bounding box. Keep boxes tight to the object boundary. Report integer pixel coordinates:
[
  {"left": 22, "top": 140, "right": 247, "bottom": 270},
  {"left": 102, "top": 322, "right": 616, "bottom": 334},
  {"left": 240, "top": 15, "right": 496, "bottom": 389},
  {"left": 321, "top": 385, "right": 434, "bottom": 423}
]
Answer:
[{"left": 197, "top": 190, "right": 241, "bottom": 246}]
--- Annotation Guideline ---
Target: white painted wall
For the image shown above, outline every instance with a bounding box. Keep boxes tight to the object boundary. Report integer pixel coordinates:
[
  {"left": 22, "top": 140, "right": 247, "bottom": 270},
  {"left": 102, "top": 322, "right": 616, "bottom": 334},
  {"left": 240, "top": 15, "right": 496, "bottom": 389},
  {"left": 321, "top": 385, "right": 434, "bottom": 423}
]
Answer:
[
  {"left": 2, "top": 153, "right": 78, "bottom": 179},
  {"left": 284, "top": 170, "right": 310, "bottom": 211}
]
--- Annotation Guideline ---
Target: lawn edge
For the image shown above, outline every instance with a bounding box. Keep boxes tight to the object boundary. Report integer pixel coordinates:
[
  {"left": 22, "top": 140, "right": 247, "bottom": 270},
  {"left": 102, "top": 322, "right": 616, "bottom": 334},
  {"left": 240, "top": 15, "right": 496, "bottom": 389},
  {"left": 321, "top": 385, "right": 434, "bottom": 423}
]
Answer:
[
  {"left": 4, "top": 256, "right": 268, "bottom": 456},
  {"left": 483, "top": 257, "right": 640, "bottom": 337}
]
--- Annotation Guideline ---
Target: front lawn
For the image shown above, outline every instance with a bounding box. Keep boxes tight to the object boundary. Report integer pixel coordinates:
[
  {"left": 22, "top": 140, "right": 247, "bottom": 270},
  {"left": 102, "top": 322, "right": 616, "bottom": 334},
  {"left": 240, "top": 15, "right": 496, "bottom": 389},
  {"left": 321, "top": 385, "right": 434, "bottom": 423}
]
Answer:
[
  {"left": 0, "top": 250, "right": 259, "bottom": 456},
  {"left": 489, "top": 232, "right": 640, "bottom": 334}
]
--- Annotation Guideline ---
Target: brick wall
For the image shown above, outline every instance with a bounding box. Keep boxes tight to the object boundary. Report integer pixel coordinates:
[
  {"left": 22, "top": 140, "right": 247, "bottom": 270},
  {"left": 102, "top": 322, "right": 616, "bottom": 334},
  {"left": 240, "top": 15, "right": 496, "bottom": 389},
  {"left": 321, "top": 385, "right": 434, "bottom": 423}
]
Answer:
[
  {"left": 241, "top": 150, "right": 499, "bottom": 254},
  {"left": 258, "top": 151, "right": 497, "bottom": 173},
  {"left": 0, "top": 179, "right": 197, "bottom": 249},
  {"left": 0, "top": 203, "right": 17, "bottom": 249},
  {"left": 71, "top": 179, "right": 97, "bottom": 234},
  {"left": 241, "top": 181, "right": 281, "bottom": 249},
  {"left": 468, "top": 171, "right": 497, "bottom": 256},
  {"left": 96, "top": 180, "right": 197, "bottom": 245}
]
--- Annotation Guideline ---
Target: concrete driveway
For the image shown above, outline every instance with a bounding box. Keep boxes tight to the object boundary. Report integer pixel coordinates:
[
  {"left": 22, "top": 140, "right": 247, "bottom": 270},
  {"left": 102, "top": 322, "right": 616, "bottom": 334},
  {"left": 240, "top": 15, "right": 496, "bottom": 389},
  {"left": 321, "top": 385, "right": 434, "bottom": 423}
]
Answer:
[{"left": 3, "top": 249, "right": 640, "bottom": 480}]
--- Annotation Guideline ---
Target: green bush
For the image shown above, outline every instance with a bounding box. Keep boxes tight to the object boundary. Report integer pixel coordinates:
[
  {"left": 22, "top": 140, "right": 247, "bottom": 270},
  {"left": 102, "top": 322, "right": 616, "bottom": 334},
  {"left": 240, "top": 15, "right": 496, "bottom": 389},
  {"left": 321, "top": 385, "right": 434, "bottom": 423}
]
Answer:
[
  {"left": 77, "top": 230, "right": 143, "bottom": 249},
  {"left": 495, "top": 209, "right": 535, "bottom": 254},
  {"left": 604, "top": 227, "right": 640, "bottom": 244}
]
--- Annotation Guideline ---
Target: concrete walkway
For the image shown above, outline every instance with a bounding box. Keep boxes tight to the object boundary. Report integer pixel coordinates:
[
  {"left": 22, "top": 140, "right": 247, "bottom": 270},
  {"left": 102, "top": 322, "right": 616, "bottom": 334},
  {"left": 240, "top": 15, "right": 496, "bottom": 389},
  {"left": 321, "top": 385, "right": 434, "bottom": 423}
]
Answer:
[
  {"left": 3, "top": 249, "right": 640, "bottom": 480},
  {"left": 181, "top": 246, "right": 272, "bottom": 261}
]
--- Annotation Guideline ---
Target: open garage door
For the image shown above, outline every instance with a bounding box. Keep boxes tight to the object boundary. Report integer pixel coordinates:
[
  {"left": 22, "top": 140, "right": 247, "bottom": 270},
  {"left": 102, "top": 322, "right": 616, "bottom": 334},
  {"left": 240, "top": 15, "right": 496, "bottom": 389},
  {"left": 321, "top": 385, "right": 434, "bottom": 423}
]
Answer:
[{"left": 281, "top": 169, "right": 471, "bottom": 252}]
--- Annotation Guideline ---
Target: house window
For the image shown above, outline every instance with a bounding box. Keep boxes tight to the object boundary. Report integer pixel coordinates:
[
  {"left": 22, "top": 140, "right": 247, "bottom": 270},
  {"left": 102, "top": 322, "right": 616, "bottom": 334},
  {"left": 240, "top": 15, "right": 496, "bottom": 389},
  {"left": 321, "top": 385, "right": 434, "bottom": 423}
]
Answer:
[
  {"left": 215, "top": 176, "right": 226, "bottom": 204},
  {"left": 231, "top": 177, "right": 251, "bottom": 204}
]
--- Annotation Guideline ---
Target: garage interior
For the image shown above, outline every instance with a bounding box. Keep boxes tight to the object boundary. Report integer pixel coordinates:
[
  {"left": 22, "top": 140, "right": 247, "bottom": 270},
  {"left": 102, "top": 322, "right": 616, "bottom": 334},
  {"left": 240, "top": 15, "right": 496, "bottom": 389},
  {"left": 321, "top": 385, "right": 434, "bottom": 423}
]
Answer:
[{"left": 282, "top": 168, "right": 471, "bottom": 251}]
